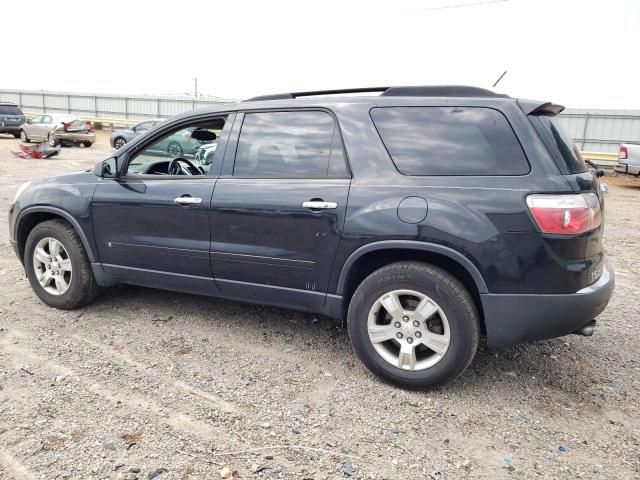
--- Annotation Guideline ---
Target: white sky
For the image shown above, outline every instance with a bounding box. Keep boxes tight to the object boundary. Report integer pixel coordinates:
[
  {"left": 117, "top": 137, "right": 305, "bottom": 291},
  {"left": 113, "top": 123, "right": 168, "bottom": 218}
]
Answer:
[{"left": 3, "top": 0, "right": 639, "bottom": 108}]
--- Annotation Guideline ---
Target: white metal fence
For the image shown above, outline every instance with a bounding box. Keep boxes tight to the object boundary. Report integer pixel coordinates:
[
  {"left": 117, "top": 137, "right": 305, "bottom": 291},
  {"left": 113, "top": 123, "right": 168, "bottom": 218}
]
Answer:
[
  {"left": 0, "top": 89, "right": 236, "bottom": 123},
  {"left": 1, "top": 89, "right": 639, "bottom": 153},
  {"left": 557, "top": 108, "right": 640, "bottom": 153}
]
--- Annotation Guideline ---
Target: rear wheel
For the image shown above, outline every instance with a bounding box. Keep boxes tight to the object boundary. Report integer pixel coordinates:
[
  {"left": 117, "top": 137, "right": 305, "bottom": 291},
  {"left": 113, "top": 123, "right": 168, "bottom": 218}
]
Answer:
[
  {"left": 81, "top": 141, "right": 92, "bottom": 148},
  {"left": 347, "top": 262, "right": 479, "bottom": 389},
  {"left": 24, "top": 220, "right": 98, "bottom": 309},
  {"left": 20, "top": 129, "right": 29, "bottom": 142},
  {"left": 48, "top": 134, "right": 59, "bottom": 147},
  {"left": 168, "top": 142, "right": 183, "bottom": 158},
  {"left": 12, "top": 132, "right": 20, "bottom": 139}
]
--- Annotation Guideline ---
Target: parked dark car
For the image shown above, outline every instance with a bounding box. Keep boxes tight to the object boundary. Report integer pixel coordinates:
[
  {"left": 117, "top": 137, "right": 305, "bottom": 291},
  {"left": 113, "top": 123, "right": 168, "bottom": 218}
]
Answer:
[
  {"left": 0, "top": 103, "right": 26, "bottom": 138},
  {"left": 8, "top": 85, "right": 614, "bottom": 388},
  {"left": 110, "top": 120, "right": 163, "bottom": 150}
]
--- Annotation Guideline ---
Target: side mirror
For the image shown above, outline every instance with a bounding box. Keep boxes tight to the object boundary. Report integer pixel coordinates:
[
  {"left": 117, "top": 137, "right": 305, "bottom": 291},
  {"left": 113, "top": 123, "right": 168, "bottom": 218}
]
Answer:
[
  {"left": 191, "top": 129, "right": 217, "bottom": 142},
  {"left": 94, "top": 157, "right": 118, "bottom": 177}
]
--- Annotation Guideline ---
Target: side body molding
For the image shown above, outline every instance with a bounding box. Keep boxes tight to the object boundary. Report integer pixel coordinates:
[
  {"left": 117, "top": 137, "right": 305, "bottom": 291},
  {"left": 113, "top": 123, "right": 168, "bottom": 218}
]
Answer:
[
  {"left": 335, "top": 240, "right": 488, "bottom": 296},
  {"left": 16, "top": 206, "right": 97, "bottom": 263}
]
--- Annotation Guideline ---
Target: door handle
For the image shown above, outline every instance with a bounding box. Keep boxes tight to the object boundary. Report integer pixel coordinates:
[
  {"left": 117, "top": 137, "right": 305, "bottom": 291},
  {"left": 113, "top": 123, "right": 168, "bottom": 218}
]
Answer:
[
  {"left": 174, "top": 196, "right": 202, "bottom": 205},
  {"left": 302, "top": 201, "right": 337, "bottom": 210}
]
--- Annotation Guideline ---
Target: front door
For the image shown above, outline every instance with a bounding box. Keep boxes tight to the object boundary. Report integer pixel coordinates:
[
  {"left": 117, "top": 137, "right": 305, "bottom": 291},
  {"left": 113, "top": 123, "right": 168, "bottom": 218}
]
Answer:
[
  {"left": 92, "top": 114, "right": 231, "bottom": 295},
  {"left": 211, "top": 110, "right": 351, "bottom": 310}
]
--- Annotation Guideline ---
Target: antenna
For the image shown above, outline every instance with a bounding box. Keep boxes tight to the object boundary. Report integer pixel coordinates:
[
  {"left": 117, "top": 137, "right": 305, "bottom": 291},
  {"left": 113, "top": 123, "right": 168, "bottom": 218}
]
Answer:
[{"left": 492, "top": 70, "right": 508, "bottom": 88}]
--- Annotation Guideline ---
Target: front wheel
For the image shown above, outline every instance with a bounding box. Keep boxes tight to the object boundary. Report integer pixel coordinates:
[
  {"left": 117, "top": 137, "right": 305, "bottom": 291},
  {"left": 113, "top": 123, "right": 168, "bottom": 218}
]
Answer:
[
  {"left": 347, "top": 262, "right": 479, "bottom": 389},
  {"left": 24, "top": 220, "right": 99, "bottom": 309}
]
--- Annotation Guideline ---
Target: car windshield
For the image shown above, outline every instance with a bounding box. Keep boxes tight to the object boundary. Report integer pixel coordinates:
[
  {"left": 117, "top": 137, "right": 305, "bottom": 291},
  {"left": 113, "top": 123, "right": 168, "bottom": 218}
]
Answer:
[{"left": 0, "top": 105, "right": 22, "bottom": 115}]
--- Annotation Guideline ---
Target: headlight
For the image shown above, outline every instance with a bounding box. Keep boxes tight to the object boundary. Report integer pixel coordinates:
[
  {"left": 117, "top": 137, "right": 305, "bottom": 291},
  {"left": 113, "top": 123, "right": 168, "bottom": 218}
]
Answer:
[{"left": 13, "top": 182, "right": 31, "bottom": 203}]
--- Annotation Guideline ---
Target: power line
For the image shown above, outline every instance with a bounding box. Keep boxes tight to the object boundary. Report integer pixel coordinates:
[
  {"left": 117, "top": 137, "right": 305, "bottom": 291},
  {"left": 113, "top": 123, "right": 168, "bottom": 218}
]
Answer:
[{"left": 409, "top": 0, "right": 508, "bottom": 13}]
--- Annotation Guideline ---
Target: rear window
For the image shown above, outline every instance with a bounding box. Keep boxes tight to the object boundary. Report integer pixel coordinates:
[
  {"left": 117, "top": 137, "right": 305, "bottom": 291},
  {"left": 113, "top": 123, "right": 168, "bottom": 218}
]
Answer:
[
  {"left": 535, "top": 116, "right": 587, "bottom": 174},
  {"left": 0, "top": 105, "right": 23, "bottom": 115},
  {"left": 370, "top": 106, "right": 530, "bottom": 176}
]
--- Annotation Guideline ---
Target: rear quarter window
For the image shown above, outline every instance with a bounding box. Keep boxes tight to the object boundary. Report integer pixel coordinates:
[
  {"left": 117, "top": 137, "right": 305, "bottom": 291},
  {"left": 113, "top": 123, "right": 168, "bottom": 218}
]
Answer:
[
  {"left": 533, "top": 116, "right": 587, "bottom": 174},
  {"left": 370, "top": 106, "right": 530, "bottom": 176}
]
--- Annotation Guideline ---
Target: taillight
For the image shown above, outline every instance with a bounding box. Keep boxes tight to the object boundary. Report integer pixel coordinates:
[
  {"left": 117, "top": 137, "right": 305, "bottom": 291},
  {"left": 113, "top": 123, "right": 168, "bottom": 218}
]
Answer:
[
  {"left": 526, "top": 193, "right": 601, "bottom": 235},
  {"left": 85, "top": 120, "right": 95, "bottom": 132},
  {"left": 619, "top": 145, "right": 628, "bottom": 160}
]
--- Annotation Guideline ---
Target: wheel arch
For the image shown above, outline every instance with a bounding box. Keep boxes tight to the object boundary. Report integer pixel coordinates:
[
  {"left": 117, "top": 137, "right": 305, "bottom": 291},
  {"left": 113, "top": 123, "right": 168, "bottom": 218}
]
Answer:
[
  {"left": 335, "top": 241, "right": 488, "bottom": 329},
  {"left": 16, "top": 207, "right": 97, "bottom": 264}
]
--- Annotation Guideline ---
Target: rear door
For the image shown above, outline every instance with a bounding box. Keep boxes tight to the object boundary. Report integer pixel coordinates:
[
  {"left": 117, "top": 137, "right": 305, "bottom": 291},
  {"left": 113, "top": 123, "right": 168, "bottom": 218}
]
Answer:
[{"left": 211, "top": 109, "right": 351, "bottom": 310}]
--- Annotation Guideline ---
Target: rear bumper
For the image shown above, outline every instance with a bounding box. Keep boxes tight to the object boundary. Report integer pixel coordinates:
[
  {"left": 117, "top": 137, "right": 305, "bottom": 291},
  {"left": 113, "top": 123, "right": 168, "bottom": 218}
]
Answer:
[
  {"left": 0, "top": 125, "right": 21, "bottom": 134},
  {"left": 481, "top": 260, "right": 614, "bottom": 347},
  {"left": 615, "top": 162, "right": 640, "bottom": 175},
  {"left": 54, "top": 131, "right": 96, "bottom": 144}
]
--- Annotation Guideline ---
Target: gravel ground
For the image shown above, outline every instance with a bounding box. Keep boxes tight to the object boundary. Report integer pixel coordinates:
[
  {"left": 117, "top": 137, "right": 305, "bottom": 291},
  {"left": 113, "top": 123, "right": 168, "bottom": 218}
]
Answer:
[{"left": 0, "top": 132, "right": 638, "bottom": 480}]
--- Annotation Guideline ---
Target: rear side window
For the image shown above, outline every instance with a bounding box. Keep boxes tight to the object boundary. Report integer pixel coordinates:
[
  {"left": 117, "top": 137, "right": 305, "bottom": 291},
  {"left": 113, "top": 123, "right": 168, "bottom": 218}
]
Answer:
[
  {"left": 0, "top": 105, "right": 23, "bottom": 115},
  {"left": 534, "top": 116, "right": 587, "bottom": 174},
  {"left": 370, "top": 107, "right": 530, "bottom": 176},
  {"left": 234, "top": 111, "right": 348, "bottom": 178}
]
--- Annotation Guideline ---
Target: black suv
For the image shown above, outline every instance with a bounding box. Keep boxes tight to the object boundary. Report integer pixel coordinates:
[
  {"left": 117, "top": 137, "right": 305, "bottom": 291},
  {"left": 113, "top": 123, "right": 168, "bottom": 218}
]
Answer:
[
  {"left": 0, "top": 102, "right": 26, "bottom": 137},
  {"left": 8, "top": 86, "right": 614, "bottom": 388}
]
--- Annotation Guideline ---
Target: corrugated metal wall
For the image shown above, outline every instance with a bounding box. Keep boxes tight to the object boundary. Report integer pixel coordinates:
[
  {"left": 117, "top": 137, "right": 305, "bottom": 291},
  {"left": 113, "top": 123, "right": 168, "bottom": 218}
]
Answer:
[
  {"left": 2, "top": 89, "right": 639, "bottom": 152},
  {"left": 0, "top": 89, "right": 235, "bottom": 123},
  {"left": 555, "top": 108, "right": 640, "bottom": 153}
]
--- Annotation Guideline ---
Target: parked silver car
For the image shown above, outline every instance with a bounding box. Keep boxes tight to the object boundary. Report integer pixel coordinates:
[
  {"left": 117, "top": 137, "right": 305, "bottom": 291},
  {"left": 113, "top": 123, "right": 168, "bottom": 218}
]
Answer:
[
  {"left": 616, "top": 143, "right": 640, "bottom": 176},
  {"left": 110, "top": 120, "right": 163, "bottom": 150},
  {"left": 20, "top": 114, "right": 96, "bottom": 147}
]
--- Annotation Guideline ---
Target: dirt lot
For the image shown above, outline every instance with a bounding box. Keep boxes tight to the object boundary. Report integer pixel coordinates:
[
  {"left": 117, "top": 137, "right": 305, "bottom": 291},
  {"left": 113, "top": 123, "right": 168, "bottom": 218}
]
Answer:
[{"left": 0, "top": 131, "right": 638, "bottom": 480}]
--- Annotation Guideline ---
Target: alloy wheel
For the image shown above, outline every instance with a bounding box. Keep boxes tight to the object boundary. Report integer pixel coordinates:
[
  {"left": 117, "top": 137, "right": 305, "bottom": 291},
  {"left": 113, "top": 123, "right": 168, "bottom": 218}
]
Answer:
[
  {"left": 32, "top": 237, "right": 72, "bottom": 296},
  {"left": 367, "top": 289, "right": 451, "bottom": 371}
]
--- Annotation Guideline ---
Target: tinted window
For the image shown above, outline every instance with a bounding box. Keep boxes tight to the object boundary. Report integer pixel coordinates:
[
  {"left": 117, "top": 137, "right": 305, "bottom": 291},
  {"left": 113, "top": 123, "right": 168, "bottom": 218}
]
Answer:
[
  {"left": 234, "top": 111, "right": 347, "bottom": 178},
  {"left": 371, "top": 107, "right": 529, "bottom": 176},
  {"left": 0, "top": 105, "right": 23, "bottom": 115},
  {"left": 536, "top": 116, "right": 587, "bottom": 174}
]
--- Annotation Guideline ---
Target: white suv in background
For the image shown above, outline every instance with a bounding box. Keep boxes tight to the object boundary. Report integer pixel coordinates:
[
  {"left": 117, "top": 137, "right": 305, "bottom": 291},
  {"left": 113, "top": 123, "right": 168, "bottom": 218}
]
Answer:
[{"left": 616, "top": 144, "right": 640, "bottom": 176}]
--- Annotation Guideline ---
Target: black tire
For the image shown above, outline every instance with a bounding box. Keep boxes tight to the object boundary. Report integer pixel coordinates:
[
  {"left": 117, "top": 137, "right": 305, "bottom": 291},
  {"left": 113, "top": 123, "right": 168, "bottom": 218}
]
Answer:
[
  {"left": 12, "top": 132, "right": 21, "bottom": 139},
  {"left": 48, "top": 134, "right": 59, "bottom": 147},
  {"left": 167, "top": 141, "right": 183, "bottom": 158},
  {"left": 20, "top": 129, "right": 29, "bottom": 142},
  {"left": 24, "top": 219, "right": 99, "bottom": 309},
  {"left": 347, "top": 262, "right": 479, "bottom": 389},
  {"left": 81, "top": 141, "right": 92, "bottom": 148},
  {"left": 113, "top": 137, "right": 126, "bottom": 149}
]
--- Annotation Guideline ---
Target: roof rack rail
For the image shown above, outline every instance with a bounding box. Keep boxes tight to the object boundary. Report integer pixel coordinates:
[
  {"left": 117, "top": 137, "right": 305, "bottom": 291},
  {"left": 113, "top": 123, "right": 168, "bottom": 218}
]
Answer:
[
  {"left": 245, "top": 87, "right": 388, "bottom": 102},
  {"left": 244, "top": 85, "right": 508, "bottom": 102}
]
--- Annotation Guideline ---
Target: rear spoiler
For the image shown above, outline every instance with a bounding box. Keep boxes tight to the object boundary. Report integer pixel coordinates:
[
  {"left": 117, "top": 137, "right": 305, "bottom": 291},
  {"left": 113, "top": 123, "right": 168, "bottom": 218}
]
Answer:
[{"left": 517, "top": 99, "right": 565, "bottom": 116}]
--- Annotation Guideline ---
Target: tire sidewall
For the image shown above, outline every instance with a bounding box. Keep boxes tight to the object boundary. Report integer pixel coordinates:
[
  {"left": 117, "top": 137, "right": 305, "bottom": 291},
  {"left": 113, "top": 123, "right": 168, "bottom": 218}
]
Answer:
[
  {"left": 24, "top": 223, "right": 85, "bottom": 309},
  {"left": 348, "top": 265, "right": 478, "bottom": 388}
]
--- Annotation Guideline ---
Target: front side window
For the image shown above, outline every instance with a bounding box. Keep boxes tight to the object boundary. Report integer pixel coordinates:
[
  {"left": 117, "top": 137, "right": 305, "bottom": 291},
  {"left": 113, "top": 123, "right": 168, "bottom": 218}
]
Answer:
[
  {"left": 125, "top": 116, "right": 226, "bottom": 176},
  {"left": 233, "top": 111, "right": 348, "bottom": 178},
  {"left": 370, "top": 106, "right": 530, "bottom": 176}
]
